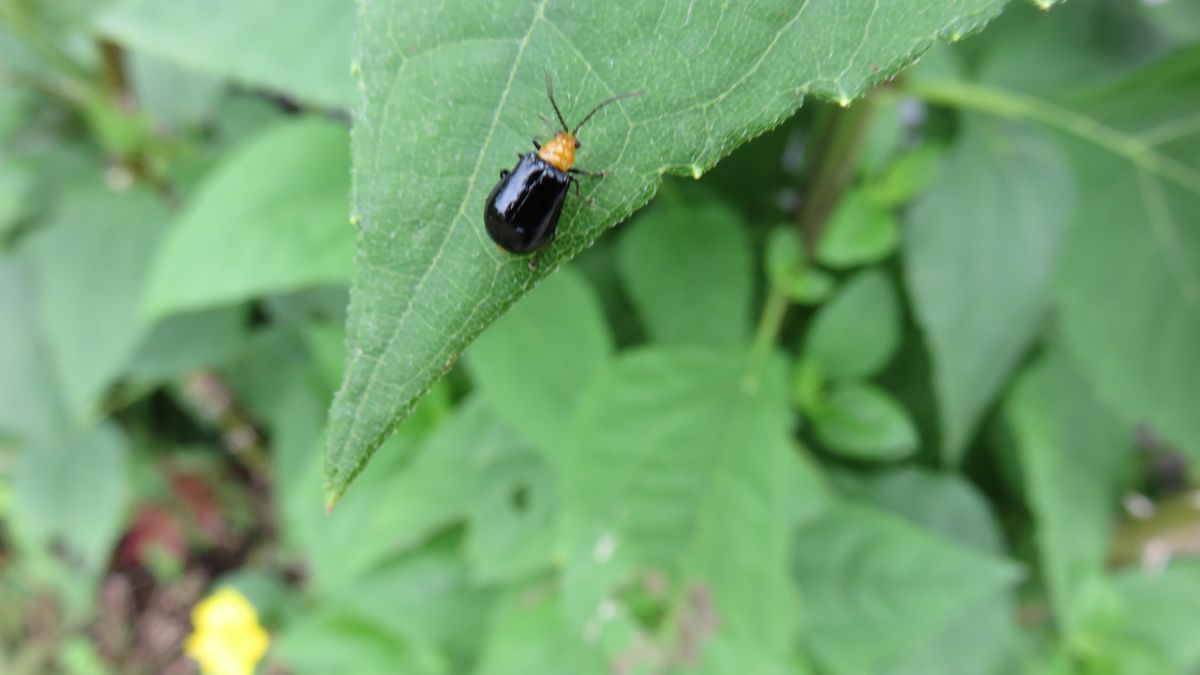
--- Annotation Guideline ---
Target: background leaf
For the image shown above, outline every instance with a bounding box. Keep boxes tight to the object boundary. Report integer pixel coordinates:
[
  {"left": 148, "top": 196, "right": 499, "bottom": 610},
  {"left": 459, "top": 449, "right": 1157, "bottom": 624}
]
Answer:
[
  {"left": 1053, "top": 54, "right": 1200, "bottom": 459},
  {"left": 1004, "top": 349, "right": 1130, "bottom": 639},
  {"left": 617, "top": 195, "right": 752, "bottom": 347},
  {"left": 0, "top": 258, "right": 64, "bottom": 442},
  {"left": 558, "top": 347, "right": 823, "bottom": 671},
  {"left": 816, "top": 189, "right": 899, "bottom": 268},
  {"left": 325, "top": 0, "right": 1013, "bottom": 500},
  {"left": 143, "top": 118, "right": 354, "bottom": 322},
  {"left": 465, "top": 267, "right": 612, "bottom": 452},
  {"left": 904, "top": 119, "right": 1073, "bottom": 462},
  {"left": 8, "top": 423, "right": 130, "bottom": 616},
  {"left": 792, "top": 501, "right": 1019, "bottom": 674},
  {"left": 811, "top": 382, "right": 918, "bottom": 461},
  {"left": 21, "top": 188, "right": 166, "bottom": 420},
  {"left": 803, "top": 268, "right": 900, "bottom": 379},
  {"left": 96, "top": 0, "right": 353, "bottom": 108}
]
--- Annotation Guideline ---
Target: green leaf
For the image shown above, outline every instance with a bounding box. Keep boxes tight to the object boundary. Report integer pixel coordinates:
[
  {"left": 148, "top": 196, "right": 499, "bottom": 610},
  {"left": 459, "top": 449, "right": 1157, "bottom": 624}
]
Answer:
[
  {"left": 811, "top": 382, "right": 918, "bottom": 461},
  {"left": 904, "top": 120, "right": 1073, "bottom": 462},
  {"left": 8, "top": 423, "right": 130, "bottom": 617},
  {"left": 21, "top": 188, "right": 166, "bottom": 420},
  {"left": 143, "top": 118, "right": 354, "bottom": 322},
  {"left": 326, "top": 0, "right": 1012, "bottom": 501},
  {"left": 792, "top": 501, "right": 1019, "bottom": 675},
  {"left": 323, "top": 548, "right": 495, "bottom": 670},
  {"left": 618, "top": 196, "right": 752, "bottom": 346},
  {"left": 127, "top": 307, "right": 249, "bottom": 383},
  {"left": 1112, "top": 563, "right": 1200, "bottom": 672},
  {"left": 803, "top": 268, "right": 900, "bottom": 379},
  {"left": 0, "top": 162, "right": 33, "bottom": 240},
  {"left": 464, "top": 458, "right": 557, "bottom": 584},
  {"left": 766, "top": 226, "right": 835, "bottom": 304},
  {"left": 1054, "top": 56, "right": 1200, "bottom": 459},
  {"left": 816, "top": 189, "right": 899, "bottom": 268},
  {"left": 846, "top": 470, "right": 1021, "bottom": 675},
  {"left": 465, "top": 267, "right": 611, "bottom": 452},
  {"left": 0, "top": 258, "right": 64, "bottom": 442},
  {"left": 475, "top": 590, "right": 607, "bottom": 675},
  {"left": 96, "top": 0, "right": 353, "bottom": 108},
  {"left": 128, "top": 53, "right": 224, "bottom": 132},
  {"left": 273, "top": 609, "right": 446, "bottom": 675},
  {"left": 848, "top": 468, "right": 1004, "bottom": 553},
  {"left": 558, "top": 347, "right": 824, "bottom": 671},
  {"left": 1004, "top": 350, "right": 1130, "bottom": 640},
  {"left": 862, "top": 143, "right": 944, "bottom": 209},
  {"left": 279, "top": 386, "right": 533, "bottom": 591}
]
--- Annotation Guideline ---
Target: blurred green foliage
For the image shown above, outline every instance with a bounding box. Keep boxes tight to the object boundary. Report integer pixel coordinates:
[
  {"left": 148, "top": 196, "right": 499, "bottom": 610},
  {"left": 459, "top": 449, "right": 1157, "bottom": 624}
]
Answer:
[{"left": 1, "top": 0, "right": 1200, "bottom": 674}]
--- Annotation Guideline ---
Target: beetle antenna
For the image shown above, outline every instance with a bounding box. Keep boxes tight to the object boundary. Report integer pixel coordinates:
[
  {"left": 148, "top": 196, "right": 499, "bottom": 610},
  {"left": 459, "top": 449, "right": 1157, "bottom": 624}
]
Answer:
[
  {"left": 545, "top": 75, "right": 570, "bottom": 133},
  {"left": 573, "top": 89, "right": 644, "bottom": 135}
]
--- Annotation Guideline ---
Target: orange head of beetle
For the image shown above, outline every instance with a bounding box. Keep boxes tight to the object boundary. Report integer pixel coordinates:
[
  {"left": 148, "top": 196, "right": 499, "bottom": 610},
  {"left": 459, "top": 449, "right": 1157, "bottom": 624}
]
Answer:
[
  {"left": 539, "top": 76, "right": 643, "bottom": 174},
  {"left": 537, "top": 132, "right": 577, "bottom": 172}
]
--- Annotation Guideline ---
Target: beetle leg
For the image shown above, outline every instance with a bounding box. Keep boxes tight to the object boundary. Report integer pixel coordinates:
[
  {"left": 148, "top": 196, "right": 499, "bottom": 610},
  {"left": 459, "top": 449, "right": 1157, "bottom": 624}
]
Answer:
[
  {"left": 528, "top": 251, "right": 540, "bottom": 272},
  {"left": 499, "top": 169, "right": 510, "bottom": 179},
  {"left": 531, "top": 138, "right": 541, "bottom": 150},
  {"left": 568, "top": 167, "right": 607, "bottom": 179},
  {"left": 569, "top": 177, "right": 597, "bottom": 208}
]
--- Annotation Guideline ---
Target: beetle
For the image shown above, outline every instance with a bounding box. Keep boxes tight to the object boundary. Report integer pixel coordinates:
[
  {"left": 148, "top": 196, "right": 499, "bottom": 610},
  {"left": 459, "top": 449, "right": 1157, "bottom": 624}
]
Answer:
[{"left": 484, "top": 77, "right": 642, "bottom": 258}]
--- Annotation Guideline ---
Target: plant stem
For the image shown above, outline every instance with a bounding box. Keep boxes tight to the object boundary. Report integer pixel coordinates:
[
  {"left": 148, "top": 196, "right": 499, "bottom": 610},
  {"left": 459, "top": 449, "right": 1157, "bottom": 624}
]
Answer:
[
  {"left": 98, "top": 38, "right": 133, "bottom": 110},
  {"left": 905, "top": 79, "right": 1200, "bottom": 196},
  {"left": 744, "top": 97, "right": 877, "bottom": 390},
  {"left": 743, "top": 285, "right": 789, "bottom": 393},
  {"left": 796, "top": 98, "right": 876, "bottom": 256}
]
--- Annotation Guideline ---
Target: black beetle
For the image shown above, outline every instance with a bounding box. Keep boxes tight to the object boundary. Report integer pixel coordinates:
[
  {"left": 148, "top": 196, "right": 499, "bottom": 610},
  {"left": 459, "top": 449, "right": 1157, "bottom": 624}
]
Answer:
[{"left": 484, "top": 78, "right": 642, "bottom": 257}]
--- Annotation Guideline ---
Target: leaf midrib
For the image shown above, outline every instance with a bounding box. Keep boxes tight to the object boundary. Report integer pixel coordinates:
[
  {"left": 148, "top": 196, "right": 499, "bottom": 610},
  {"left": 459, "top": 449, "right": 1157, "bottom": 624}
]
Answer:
[{"left": 338, "top": 0, "right": 550, "bottom": 464}]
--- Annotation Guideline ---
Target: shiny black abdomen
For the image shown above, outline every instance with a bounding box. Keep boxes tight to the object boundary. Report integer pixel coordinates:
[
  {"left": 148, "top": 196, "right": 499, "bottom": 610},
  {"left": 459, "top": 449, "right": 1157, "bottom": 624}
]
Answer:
[{"left": 484, "top": 153, "right": 570, "bottom": 254}]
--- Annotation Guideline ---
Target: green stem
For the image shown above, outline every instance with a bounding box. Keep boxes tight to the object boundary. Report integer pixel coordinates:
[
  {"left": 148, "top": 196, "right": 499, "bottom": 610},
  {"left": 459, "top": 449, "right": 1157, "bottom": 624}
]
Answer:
[
  {"left": 743, "top": 286, "right": 789, "bottom": 393},
  {"left": 796, "top": 98, "right": 876, "bottom": 255},
  {"left": 906, "top": 79, "right": 1200, "bottom": 196}
]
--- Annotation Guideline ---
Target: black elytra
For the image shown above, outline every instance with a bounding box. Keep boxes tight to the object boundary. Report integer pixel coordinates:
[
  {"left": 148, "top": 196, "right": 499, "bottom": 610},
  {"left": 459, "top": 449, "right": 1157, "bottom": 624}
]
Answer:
[{"left": 483, "top": 77, "right": 643, "bottom": 256}]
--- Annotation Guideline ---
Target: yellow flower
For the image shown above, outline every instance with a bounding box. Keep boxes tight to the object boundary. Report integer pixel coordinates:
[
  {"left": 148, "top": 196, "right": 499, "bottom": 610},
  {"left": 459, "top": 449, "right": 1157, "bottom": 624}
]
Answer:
[{"left": 184, "top": 587, "right": 270, "bottom": 675}]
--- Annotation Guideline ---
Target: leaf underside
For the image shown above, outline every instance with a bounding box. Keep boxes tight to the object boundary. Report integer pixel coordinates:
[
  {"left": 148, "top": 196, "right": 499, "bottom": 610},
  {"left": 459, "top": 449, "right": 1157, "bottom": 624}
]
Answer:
[{"left": 325, "top": 0, "right": 1012, "bottom": 502}]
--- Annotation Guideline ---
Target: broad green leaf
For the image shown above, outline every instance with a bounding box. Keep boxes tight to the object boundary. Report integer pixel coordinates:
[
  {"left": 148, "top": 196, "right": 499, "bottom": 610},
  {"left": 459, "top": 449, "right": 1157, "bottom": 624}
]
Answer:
[
  {"left": 279, "top": 386, "right": 531, "bottom": 592},
  {"left": 904, "top": 120, "right": 1073, "bottom": 462},
  {"left": 464, "top": 458, "right": 557, "bottom": 584},
  {"left": 816, "top": 189, "right": 899, "bottom": 268},
  {"left": 21, "top": 188, "right": 166, "bottom": 420},
  {"left": 272, "top": 609, "right": 446, "bottom": 675},
  {"left": 792, "top": 501, "right": 1019, "bottom": 675},
  {"left": 0, "top": 258, "right": 63, "bottom": 441},
  {"left": 8, "top": 423, "right": 130, "bottom": 617},
  {"left": 127, "top": 306, "right": 249, "bottom": 383},
  {"left": 0, "top": 162, "right": 33, "bottom": 239},
  {"left": 847, "top": 469, "right": 1021, "bottom": 675},
  {"left": 848, "top": 468, "right": 1004, "bottom": 553},
  {"left": 96, "top": 0, "right": 353, "bottom": 108},
  {"left": 811, "top": 382, "right": 917, "bottom": 461},
  {"left": 143, "top": 118, "right": 354, "bottom": 321},
  {"left": 327, "top": 0, "right": 1012, "bottom": 501},
  {"left": 1005, "top": 350, "right": 1130, "bottom": 640},
  {"left": 1054, "top": 54, "right": 1200, "bottom": 459},
  {"left": 617, "top": 196, "right": 752, "bottom": 346},
  {"left": 559, "top": 347, "right": 823, "bottom": 671},
  {"left": 323, "top": 549, "right": 495, "bottom": 670},
  {"left": 803, "top": 268, "right": 900, "bottom": 379},
  {"left": 475, "top": 590, "right": 607, "bottom": 675},
  {"left": 466, "top": 267, "right": 611, "bottom": 452},
  {"left": 1112, "top": 563, "right": 1200, "bottom": 672},
  {"left": 128, "top": 53, "right": 224, "bottom": 132}
]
